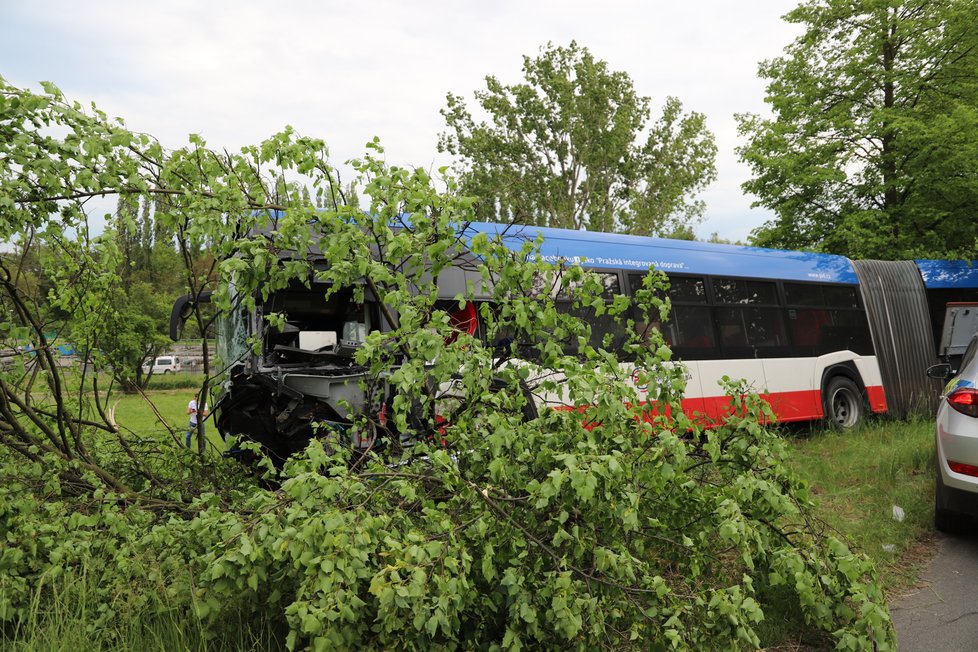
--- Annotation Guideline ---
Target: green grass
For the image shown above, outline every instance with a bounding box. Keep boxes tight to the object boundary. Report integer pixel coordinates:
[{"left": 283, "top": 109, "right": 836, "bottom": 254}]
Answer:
[
  {"left": 3, "top": 577, "right": 206, "bottom": 652},
  {"left": 2, "top": 570, "right": 281, "bottom": 651},
  {"left": 756, "top": 417, "right": 936, "bottom": 648},
  {"left": 785, "top": 416, "right": 936, "bottom": 595},
  {"left": 50, "top": 369, "right": 209, "bottom": 395},
  {"left": 144, "top": 372, "right": 208, "bottom": 391},
  {"left": 110, "top": 387, "right": 227, "bottom": 452}
]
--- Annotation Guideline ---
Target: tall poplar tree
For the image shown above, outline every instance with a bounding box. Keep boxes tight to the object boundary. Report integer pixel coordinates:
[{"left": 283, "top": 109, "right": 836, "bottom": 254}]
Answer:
[
  {"left": 439, "top": 42, "right": 717, "bottom": 236},
  {"left": 738, "top": 0, "right": 978, "bottom": 258}
]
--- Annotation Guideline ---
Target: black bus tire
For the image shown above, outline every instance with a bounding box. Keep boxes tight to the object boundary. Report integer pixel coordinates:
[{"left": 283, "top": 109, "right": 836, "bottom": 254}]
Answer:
[{"left": 824, "top": 376, "right": 864, "bottom": 429}]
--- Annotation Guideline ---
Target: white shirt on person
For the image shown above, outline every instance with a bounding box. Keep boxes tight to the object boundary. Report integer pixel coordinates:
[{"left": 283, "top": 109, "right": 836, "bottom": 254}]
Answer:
[{"left": 188, "top": 399, "right": 207, "bottom": 426}]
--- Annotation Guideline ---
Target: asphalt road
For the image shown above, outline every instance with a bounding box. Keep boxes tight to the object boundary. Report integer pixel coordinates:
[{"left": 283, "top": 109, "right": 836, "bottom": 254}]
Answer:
[{"left": 891, "top": 532, "right": 978, "bottom": 651}]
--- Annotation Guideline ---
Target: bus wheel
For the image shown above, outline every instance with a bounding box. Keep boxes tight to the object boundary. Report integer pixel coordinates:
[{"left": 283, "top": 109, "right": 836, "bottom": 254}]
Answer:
[{"left": 824, "top": 376, "right": 863, "bottom": 429}]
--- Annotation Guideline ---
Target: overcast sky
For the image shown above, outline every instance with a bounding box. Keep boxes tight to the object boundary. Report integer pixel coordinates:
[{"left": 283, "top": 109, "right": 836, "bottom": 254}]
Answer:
[{"left": 1, "top": 0, "right": 801, "bottom": 241}]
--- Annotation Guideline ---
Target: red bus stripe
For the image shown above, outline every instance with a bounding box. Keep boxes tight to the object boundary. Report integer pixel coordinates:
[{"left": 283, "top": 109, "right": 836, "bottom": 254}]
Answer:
[{"left": 548, "top": 385, "right": 887, "bottom": 427}]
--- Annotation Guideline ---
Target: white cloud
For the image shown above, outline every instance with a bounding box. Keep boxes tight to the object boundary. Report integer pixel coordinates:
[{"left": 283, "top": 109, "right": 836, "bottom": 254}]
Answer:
[{"left": 2, "top": 0, "right": 802, "bottom": 240}]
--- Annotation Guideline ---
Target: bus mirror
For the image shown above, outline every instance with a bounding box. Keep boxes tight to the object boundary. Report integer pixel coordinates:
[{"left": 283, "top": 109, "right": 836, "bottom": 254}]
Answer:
[{"left": 169, "top": 292, "right": 213, "bottom": 341}]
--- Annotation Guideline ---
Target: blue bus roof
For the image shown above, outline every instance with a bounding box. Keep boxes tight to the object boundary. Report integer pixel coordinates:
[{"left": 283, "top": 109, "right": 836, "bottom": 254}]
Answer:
[
  {"left": 463, "top": 222, "right": 859, "bottom": 285},
  {"left": 915, "top": 260, "right": 978, "bottom": 289}
]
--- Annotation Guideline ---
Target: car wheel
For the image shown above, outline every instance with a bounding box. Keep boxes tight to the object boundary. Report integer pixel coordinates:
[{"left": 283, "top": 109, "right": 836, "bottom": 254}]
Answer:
[
  {"left": 935, "top": 465, "right": 970, "bottom": 535},
  {"left": 162, "top": 369, "right": 170, "bottom": 375},
  {"left": 824, "top": 376, "right": 864, "bottom": 429}
]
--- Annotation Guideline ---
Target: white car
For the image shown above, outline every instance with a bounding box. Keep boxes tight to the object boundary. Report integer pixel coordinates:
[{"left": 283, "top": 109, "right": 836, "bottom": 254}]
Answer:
[
  {"left": 928, "top": 333, "right": 978, "bottom": 534},
  {"left": 144, "top": 355, "right": 182, "bottom": 375}
]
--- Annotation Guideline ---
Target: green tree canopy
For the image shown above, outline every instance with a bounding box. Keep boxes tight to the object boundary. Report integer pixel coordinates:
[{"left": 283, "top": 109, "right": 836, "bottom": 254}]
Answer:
[
  {"left": 738, "top": 0, "right": 978, "bottom": 258},
  {"left": 439, "top": 41, "right": 718, "bottom": 236}
]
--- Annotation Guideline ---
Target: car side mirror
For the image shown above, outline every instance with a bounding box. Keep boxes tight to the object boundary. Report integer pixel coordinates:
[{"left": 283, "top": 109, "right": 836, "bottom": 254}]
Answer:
[{"left": 926, "top": 363, "right": 953, "bottom": 380}]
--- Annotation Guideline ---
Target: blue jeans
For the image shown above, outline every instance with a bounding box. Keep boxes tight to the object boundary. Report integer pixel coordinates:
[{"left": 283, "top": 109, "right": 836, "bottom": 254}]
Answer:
[{"left": 186, "top": 421, "right": 203, "bottom": 447}]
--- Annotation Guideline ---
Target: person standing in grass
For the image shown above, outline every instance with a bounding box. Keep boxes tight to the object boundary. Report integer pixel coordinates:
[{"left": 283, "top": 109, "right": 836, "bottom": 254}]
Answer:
[{"left": 186, "top": 397, "right": 208, "bottom": 448}]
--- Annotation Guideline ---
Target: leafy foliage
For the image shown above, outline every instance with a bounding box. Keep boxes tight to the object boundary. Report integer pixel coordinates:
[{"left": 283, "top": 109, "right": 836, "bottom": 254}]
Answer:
[
  {"left": 439, "top": 42, "right": 717, "bottom": 236},
  {"left": 738, "top": 0, "right": 978, "bottom": 258},
  {"left": 0, "top": 77, "right": 894, "bottom": 649}
]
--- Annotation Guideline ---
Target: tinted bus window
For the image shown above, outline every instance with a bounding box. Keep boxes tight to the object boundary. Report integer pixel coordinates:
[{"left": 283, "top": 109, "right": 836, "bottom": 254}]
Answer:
[
  {"left": 555, "top": 302, "right": 627, "bottom": 353},
  {"left": 787, "top": 308, "right": 829, "bottom": 348},
  {"left": 711, "top": 278, "right": 787, "bottom": 355},
  {"left": 556, "top": 270, "right": 625, "bottom": 354},
  {"left": 783, "top": 283, "right": 824, "bottom": 306},
  {"left": 626, "top": 272, "right": 706, "bottom": 303},
  {"left": 714, "top": 278, "right": 778, "bottom": 305},
  {"left": 716, "top": 306, "right": 788, "bottom": 351},
  {"left": 668, "top": 306, "right": 715, "bottom": 350},
  {"left": 827, "top": 310, "right": 873, "bottom": 353},
  {"left": 669, "top": 276, "right": 708, "bottom": 303},
  {"left": 783, "top": 283, "right": 871, "bottom": 355},
  {"left": 628, "top": 273, "right": 717, "bottom": 359},
  {"left": 823, "top": 285, "right": 859, "bottom": 309},
  {"left": 558, "top": 271, "right": 621, "bottom": 299},
  {"left": 784, "top": 282, "right": 859, "bottom": 309}
]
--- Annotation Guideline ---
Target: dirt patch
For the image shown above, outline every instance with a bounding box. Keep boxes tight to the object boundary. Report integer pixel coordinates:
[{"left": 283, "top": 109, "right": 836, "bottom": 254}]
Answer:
[{"left": 885, "top": 532, "right": 941, "bottom": 600}]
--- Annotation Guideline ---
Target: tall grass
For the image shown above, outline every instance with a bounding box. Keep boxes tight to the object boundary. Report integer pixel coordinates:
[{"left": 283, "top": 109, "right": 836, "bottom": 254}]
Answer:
[
  {"left": 2, "top": 570, "right": 281, "bottom": 651},
  {"left": 786, "top": 416, "right": 936, "bottom": 594},
  {"left": 145, "top": 372, "right": 207, "bottom": 391},
  {"left": 756, "top": 417, "right": 936, "bottom": 647}
]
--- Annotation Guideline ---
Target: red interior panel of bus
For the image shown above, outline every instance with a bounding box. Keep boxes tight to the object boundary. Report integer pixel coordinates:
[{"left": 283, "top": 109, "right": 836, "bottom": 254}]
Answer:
[{"left": 444, "top": 301, "right": 478, "bottom": 345}]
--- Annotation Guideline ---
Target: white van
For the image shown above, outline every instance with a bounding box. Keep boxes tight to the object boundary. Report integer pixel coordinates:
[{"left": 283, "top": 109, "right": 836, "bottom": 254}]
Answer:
[{"left": 144, "top": 355, "right": 182, "bottom": 375}]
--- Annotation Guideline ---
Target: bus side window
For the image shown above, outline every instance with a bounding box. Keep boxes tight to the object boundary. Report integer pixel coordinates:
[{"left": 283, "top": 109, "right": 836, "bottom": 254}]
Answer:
[
  {"left": 785, "top": 282, "right": 873, "bottom": 356},
  {"left": 718, "top": 313, "right": 750, "bottom": 348},
  {"left": 716, "top": 308, "right": 748, "bottom": 348},
  {"left": 557, "top": 302, "right": 628, "bottom": 354},
  {"left": 712, "top": 278, "right": 787, "bottom": 353},
  {"left": 790, "top": 308, "right": 829, "bottom": 348},
  {"left": 634, "top": 320, "right": 666, "bottom": 345},
  {"left": 670, "top": 306, "right": 714, "bottom": 349},
  {"left": 555, "top": 270, "right": 627, "bottom": 355},
  {"left": 629, "top": 273, "right": 715, "bottom": 359}
]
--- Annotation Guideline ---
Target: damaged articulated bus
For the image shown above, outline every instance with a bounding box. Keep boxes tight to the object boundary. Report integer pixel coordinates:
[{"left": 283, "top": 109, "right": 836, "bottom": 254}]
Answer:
[{"left": 171, "top": 216, "right": 945, "bottom": 462}]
